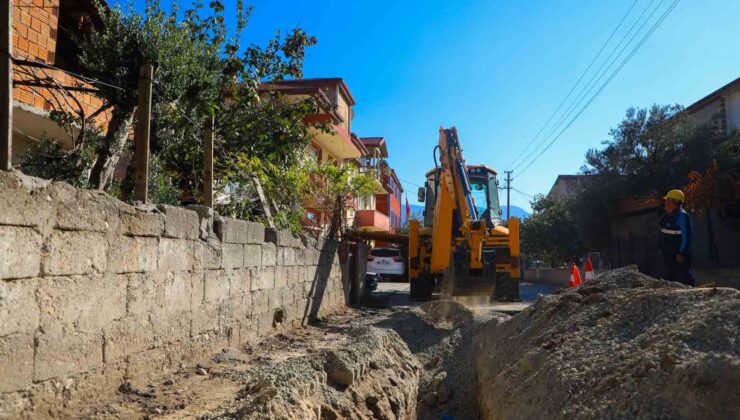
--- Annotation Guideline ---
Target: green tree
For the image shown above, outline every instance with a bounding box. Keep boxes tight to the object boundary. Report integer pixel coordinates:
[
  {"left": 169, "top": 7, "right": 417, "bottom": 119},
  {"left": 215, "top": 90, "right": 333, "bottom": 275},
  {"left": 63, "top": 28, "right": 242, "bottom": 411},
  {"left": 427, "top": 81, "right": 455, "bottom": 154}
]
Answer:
[
  {"left": 74, "top": 0, "right": 316, "bottom": 191},
  {"left": 520, "top": 194, "right": 583, "bottom": 267},
  {"left": 574, "top": 104, "right": 730, "bottom": 248},
  {"left": 309, "top": 162, "right": 377, "bottom": 238}
]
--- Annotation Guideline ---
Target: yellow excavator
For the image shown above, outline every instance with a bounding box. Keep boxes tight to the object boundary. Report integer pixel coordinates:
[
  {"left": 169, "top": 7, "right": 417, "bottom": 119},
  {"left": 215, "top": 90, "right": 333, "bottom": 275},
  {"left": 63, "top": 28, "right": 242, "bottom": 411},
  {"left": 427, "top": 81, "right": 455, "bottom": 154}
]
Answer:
[{"left": 408, "top": 127, "right": 521, "bottom": 301}]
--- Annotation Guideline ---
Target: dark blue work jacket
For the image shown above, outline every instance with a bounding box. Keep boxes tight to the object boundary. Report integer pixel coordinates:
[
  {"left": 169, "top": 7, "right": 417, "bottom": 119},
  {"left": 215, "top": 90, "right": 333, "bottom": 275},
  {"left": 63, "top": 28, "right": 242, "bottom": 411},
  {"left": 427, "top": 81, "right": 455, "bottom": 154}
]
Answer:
[{"left": 659, "top": 209, "right": 693, "bottom": 256}]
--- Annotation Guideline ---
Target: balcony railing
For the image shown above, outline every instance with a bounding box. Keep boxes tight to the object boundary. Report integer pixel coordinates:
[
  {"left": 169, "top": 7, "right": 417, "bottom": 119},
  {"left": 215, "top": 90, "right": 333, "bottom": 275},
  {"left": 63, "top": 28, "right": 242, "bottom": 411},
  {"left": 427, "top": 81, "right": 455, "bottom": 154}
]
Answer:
[
  {"left": 357, "top": 158, "right": 390, "bottom": 192},
  {"left": 355, "top": 209, "right": 390, "bottom": 232}
]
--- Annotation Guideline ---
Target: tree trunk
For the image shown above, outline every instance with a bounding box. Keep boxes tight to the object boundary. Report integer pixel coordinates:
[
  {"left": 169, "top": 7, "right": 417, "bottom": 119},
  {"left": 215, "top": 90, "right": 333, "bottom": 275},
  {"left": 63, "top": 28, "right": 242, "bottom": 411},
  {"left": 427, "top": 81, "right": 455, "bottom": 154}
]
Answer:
[
  {"left": 88, "top": 107, "right": 136, "bottom": 190},
  {"left": 327, "top": 194, "right": 344, "bottom": 239}
]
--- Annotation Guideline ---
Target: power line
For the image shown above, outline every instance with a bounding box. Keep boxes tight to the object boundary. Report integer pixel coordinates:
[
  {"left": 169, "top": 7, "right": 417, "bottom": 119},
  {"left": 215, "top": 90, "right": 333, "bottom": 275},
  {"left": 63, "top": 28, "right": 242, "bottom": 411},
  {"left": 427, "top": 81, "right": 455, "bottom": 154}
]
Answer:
[
  {"left": 513, "top": 0, "right": 664, "bottom": 174},
  {"left": 512, "top": 187, "right": 535, "bottom": 199},
  {"left": 506, "top": 0, "right": 639, "bottom": 170},
  {"left": 512, "top": 0, "right": 665, "bottom": 173},
  {"left": 398, "top": 177, "right": 424, "bottom": 188},
  {"left": 11, "top": 54, "right": 126, "bottom": 92},
  {"left": 513, "top": 188, "right": 535, "bottom": 202},
  {"left": 516, "top": 0, "right": 681, "bottom": 177}
]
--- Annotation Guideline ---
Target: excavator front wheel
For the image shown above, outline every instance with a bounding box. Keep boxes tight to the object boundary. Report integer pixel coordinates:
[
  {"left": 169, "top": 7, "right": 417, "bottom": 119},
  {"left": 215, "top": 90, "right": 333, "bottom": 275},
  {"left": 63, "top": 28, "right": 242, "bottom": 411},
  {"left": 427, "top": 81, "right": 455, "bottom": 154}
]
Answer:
[
  {"left": 493, "top": 272, "right": 521, "bottom": 302},
  {"left": 410, "top": 272, "right": 435, "bottom": 301}
]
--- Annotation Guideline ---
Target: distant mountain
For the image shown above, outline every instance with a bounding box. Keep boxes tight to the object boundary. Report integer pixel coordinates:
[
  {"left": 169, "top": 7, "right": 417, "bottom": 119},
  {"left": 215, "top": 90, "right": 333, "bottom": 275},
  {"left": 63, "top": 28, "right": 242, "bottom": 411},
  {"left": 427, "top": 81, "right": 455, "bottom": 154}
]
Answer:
[
  {"left": 402, "top": 204, "right": 529, "bottom": 223},
  {"left": 502, "top": 205, "right": 530, "bottom": 219}
]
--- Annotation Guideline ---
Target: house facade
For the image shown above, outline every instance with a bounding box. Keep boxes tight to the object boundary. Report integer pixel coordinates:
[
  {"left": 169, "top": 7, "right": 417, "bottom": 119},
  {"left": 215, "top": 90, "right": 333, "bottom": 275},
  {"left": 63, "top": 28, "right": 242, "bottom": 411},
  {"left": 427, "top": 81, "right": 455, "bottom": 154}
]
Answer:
[
  {"left": 358, "top": 137, "right": 403, "bottom": 233},
  {"left": 686, "top": 77, "right": 740, "bottom": 137},
  {"left": 546, "top": 174, "right": 586, "bottom": 201},
  {"left": 260, "top": 78, "right": 366, "bottom": 229},
  {"left": 11, "top": 0, "right": 109, "bottom": 163}
]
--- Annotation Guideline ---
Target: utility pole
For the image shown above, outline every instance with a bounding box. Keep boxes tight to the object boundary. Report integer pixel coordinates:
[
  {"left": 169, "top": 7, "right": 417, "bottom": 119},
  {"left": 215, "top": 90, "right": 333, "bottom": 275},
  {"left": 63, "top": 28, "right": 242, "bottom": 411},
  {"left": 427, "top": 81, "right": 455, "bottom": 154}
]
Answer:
[{"left": 504, "top": 170, "right": 512, "bottom": 220}]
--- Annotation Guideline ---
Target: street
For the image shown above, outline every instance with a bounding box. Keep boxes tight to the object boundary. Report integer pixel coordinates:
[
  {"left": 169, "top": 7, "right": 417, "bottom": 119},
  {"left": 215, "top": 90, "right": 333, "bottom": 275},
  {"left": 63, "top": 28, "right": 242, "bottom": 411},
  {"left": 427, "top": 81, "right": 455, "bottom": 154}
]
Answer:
[{"left": 371, "top": 280, "right": 561, "bottom": 314}]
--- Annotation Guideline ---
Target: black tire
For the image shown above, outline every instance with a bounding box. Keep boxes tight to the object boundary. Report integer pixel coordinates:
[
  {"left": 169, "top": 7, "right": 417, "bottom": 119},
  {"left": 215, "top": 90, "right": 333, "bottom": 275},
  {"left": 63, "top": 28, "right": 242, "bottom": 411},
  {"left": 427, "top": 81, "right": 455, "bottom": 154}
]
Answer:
[
  {"left": 410, "top": 272, "right": 434, "bottom": 300},
  {"left": 494, "top": 272, "right": 521, "bottom": 302}
]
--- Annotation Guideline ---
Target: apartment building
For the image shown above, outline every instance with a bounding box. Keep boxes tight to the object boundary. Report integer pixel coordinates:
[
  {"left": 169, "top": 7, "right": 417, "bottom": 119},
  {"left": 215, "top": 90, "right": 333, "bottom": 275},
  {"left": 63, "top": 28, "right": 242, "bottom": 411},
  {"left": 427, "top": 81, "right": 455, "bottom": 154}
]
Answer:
[
  {"left": 260, "top": 78, "right": 363, "bottom": 164},
  {"left": 259, "top": 78, "right": 369, "bottom": 229},
  {"left": 356, "top": 137, "right": 403, "bottom": 234}
]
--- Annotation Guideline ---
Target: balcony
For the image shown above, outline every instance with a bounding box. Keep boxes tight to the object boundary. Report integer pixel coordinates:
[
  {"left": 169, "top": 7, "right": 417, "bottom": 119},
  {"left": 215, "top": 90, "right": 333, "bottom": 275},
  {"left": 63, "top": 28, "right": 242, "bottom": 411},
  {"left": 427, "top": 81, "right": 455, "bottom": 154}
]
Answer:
[
  {"left": 358, "top": 158, "right": 392, "bottom": 193},
  {"left": 356, "top": 209, "right": 390, "bottom": 232},
  {"left": 305, "top": 118, "right": 361, "bottom": 160}
]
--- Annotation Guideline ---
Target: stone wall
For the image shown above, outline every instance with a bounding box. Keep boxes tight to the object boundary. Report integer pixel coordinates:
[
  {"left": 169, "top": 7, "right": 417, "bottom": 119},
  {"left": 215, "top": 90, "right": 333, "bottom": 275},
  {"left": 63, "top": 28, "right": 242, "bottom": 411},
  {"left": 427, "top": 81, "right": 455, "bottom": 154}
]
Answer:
[{"left": 0, "top": 171, "right": 346, "bottom": 401}]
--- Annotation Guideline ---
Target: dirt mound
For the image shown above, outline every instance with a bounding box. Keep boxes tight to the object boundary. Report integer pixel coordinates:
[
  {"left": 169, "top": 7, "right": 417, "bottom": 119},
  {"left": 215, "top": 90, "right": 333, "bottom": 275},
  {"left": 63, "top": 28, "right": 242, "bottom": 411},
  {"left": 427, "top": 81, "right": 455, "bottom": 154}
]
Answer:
[
  {"left": 204, "top": 326, "right": 420, "bottom": 419},
  {"left": 475, "top": 266, "right": 740, "bottom": 419}
]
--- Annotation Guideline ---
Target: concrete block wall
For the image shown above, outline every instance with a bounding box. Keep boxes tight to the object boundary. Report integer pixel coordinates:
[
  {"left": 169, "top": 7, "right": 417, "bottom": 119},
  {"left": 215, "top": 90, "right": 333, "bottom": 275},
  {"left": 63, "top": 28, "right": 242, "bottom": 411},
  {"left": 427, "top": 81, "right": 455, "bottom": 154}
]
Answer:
[{"left": 0, "top": 171, "right": 346, "bottom": 397}]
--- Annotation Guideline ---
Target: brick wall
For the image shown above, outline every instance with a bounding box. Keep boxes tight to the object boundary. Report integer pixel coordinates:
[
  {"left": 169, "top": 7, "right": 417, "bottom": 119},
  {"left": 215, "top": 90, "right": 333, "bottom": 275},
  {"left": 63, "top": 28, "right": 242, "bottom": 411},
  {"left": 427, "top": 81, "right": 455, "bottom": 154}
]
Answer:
[
  {"left": 12, "top": 0, "right": 109, "bottom": 127},
  {"left": 0, "top": 171, "right": 346, "bottom": 403}
]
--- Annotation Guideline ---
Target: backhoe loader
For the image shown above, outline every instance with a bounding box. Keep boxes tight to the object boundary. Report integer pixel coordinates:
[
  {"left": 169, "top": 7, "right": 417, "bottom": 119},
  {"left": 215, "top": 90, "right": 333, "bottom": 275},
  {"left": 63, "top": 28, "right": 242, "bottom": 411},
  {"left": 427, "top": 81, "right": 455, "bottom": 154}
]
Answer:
[{"left": 408, "top": 127, "right": 521, "bottom": 301}]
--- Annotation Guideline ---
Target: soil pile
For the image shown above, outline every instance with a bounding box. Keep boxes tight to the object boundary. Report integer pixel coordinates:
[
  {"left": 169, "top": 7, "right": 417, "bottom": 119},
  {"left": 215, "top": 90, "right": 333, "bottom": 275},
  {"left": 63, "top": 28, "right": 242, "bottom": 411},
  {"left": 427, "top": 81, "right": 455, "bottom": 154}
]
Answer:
[
  {"left": 475, "top": 266, "right": 740, "bottom": 419},
  {"left": 205, "top": 326, "right": 420, "bottom": 419}
]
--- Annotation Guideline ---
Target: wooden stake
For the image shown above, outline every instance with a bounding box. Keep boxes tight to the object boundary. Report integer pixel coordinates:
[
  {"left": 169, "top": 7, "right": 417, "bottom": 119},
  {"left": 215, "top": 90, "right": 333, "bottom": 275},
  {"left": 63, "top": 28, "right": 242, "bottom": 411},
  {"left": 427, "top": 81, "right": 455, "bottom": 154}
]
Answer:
[
  {"left": 1, "top": 0, "right": 12, "bottom": 171},
  {"left": 252, "top": 176, "right": 275, "bottom": 229},
  {"left": 133, "top": 64, "right": 154, "bottom": 202},
  {"left": 202, "top": 115, "right": 214, "bottom": 207}
]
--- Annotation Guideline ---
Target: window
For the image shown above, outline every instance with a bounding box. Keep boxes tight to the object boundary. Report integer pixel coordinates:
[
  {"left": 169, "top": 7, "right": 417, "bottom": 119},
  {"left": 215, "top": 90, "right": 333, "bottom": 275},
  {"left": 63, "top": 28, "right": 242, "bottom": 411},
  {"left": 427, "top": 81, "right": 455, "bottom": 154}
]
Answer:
[
  {"left": 307, "top": 143, "right": 321, "bottom": 162},
  {"left": 370, "top": 248, "right": 401, "bottom": 258},
  {"left": 55, "top": 0, "right": 100, "bottom": 72}
]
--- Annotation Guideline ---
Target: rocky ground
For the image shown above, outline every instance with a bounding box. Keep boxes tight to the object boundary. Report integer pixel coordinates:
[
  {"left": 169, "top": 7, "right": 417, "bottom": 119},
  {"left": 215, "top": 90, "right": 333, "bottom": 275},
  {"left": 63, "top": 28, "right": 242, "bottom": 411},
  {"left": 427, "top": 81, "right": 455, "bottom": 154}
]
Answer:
[{"left": 475, "top": 266, "right": 740, "bottom": 420}]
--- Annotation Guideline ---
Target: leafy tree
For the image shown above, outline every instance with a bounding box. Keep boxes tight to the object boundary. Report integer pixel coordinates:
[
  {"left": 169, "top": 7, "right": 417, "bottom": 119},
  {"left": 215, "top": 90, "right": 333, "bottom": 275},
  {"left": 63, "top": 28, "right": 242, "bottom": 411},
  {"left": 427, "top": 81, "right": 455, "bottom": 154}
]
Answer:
[
  {"left": 574, "top": 104, "right": 727, "bottom": 248},
  {"left": 77, "top": 0, "right": 231, "bottom": 188},
  {"left": 520, "top": 194, "right": 583, "bottom": 266},
  {"left": 204, "top": 92, "right": 327, "bottom": 231},
  {"left": 309, "top": 162, "right": 377, "bottom": 238},
  {"left": 19, "top": 134, "right": 100, "bottom": 188},
  {"left": 713, "top": 131, "right": 740, "bottom": 228},
  {"left": 74, "top": 0, "right": 316, "bottom": 191}
]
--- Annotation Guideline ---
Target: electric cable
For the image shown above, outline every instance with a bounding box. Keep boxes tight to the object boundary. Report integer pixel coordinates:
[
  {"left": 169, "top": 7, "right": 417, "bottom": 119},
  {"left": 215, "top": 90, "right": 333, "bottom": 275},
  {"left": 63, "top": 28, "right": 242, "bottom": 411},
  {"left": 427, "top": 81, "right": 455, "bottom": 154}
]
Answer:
[
  {"left": 512, "top": 0, "right": 665, "bottom": 173},
  {"left": 515, "top": 0, "right": 681, "bottom": 177},
  {"left": 506, "top": 0, "right": 639, "bottom": 170}
]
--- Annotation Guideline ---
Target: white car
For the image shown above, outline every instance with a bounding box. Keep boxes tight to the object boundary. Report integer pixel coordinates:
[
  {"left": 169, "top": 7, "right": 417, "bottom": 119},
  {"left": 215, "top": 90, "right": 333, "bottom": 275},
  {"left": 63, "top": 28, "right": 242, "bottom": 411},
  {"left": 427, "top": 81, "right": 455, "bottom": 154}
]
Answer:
[{"left": 367, "top": 247, "right": 406, "bottom": 279}]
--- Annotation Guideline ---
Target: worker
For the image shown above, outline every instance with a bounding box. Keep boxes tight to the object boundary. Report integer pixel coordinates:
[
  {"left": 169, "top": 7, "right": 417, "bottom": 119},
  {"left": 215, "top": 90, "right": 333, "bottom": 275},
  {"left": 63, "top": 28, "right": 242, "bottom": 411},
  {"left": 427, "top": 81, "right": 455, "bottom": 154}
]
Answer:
[{"left": 659, "top": 189, "right": 695, "bottom": 286}]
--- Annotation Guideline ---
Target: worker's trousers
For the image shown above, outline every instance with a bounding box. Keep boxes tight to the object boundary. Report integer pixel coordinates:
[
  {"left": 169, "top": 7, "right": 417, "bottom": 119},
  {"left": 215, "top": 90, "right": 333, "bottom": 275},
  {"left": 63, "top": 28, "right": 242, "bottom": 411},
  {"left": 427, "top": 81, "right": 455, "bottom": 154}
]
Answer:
[{"left": 662, "top": 253, "right": 695, "bottom": 287}]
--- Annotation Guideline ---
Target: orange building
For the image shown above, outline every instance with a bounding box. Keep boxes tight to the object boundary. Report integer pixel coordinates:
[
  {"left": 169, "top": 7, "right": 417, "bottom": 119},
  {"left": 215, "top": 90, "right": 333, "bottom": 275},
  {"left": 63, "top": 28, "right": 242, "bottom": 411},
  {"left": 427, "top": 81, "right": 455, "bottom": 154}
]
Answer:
[
  {"left": 357, "top": 137, "right": 403, "bottom": 238},
  {"left": 259, "top": 78, "right": 369, "bottom": 230},
  {"left": 10, "top": 0, "right": 110, "bottom": 163}
]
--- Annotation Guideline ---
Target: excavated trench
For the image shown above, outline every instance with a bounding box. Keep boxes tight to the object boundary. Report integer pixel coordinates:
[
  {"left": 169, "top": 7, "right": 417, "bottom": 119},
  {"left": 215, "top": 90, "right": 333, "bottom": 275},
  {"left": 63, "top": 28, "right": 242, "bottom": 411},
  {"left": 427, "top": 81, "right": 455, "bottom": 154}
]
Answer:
[
  {"left": 218, "top": 266, "right": 740, "bottom": 420},
  {"left": 24, "top": 267, "right": 739, "bottom": 419}
]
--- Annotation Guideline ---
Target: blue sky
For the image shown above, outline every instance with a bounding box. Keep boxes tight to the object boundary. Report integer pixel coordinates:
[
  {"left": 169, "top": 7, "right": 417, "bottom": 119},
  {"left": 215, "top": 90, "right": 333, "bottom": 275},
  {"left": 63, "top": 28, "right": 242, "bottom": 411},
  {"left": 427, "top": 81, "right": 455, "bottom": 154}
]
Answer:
[{"left": 132, "top": 0, "right": 739, "bottom": 211}]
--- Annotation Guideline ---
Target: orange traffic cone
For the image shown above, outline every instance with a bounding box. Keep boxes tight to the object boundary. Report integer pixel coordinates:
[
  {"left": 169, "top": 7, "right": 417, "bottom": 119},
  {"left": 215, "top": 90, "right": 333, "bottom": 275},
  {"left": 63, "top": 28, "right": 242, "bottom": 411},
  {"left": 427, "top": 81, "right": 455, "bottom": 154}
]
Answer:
[
  {"left": 569, "top": 263, "right": 582, "bottom": 288},
  {"left": 585, "top": 258, "right": 595, "bottom": 282}
]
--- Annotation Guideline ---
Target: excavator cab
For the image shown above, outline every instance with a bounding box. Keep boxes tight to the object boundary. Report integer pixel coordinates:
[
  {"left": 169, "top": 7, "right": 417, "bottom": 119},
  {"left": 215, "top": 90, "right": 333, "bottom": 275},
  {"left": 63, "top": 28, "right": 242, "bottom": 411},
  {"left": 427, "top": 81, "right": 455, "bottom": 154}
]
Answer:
[{"left": 421, "top": 165, "right": 503, "bottom": 230}]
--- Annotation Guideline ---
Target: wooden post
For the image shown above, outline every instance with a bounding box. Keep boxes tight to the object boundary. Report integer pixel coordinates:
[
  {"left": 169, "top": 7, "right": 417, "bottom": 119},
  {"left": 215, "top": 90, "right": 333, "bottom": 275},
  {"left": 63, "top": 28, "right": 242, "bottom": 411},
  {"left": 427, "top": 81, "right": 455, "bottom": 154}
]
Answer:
[
  {"left": 252, "top": 176, "right": 275, "bottom": 228},
  {"left": 1, "top": 0, "right": 12, "bottom": 171},
  {"left": 133, "top": 64, "right": 154, "bottom": 202},
  {"left": 202, "top": 115, "right": 214, "bottom": 207}
]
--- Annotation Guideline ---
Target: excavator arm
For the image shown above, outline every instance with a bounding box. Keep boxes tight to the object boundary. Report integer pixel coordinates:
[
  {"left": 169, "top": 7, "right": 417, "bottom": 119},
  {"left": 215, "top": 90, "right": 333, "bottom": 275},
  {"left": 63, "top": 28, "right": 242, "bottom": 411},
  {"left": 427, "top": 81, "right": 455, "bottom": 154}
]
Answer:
[{"left": 431, "top": 127, "right": 489, "bottom": 274}]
